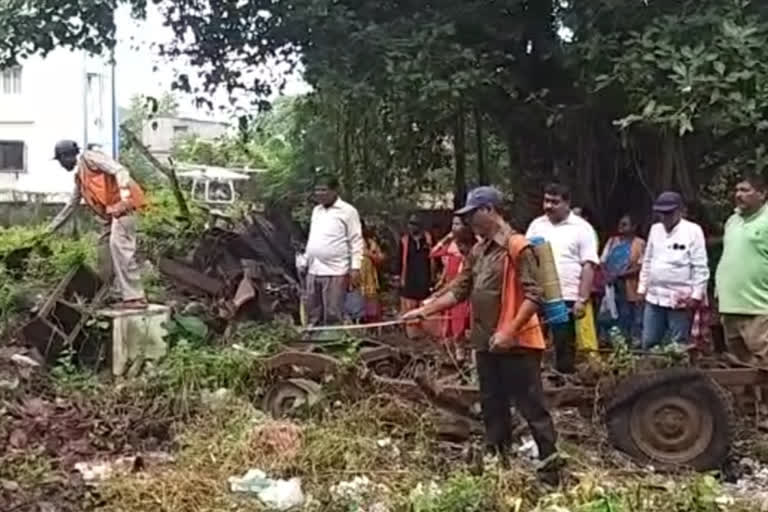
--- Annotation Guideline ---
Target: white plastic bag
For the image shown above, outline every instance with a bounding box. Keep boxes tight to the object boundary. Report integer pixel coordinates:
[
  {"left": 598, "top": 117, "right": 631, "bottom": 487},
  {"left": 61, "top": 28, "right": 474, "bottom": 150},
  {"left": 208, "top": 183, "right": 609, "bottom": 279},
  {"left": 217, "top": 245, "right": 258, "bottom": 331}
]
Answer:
[
  {"left": 600, "top": 285, "right": 618, "bottom": 320},
  {"left": 295, "top": 253, "right": 308, "bottom": 271},
  {"left": 229, "top": 469, "right": 305, "bottom": 510}
]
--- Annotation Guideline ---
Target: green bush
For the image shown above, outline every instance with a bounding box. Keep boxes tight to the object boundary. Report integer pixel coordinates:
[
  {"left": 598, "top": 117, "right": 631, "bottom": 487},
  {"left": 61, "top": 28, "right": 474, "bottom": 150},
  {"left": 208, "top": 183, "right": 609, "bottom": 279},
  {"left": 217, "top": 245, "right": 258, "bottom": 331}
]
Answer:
[
  {"left": 410, "top": 474, "right": 496, "bottom": 512},
  {"left": 138, "top": 189, "right": 207, "bottom": 258}
]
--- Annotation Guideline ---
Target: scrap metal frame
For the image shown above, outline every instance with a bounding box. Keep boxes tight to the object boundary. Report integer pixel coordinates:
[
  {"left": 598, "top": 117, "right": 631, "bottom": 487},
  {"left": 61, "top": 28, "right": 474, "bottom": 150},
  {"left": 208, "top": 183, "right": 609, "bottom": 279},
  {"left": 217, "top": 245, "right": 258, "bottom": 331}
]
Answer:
[{"left": 261, "top": 343, "right": 768, "bottom": 419}]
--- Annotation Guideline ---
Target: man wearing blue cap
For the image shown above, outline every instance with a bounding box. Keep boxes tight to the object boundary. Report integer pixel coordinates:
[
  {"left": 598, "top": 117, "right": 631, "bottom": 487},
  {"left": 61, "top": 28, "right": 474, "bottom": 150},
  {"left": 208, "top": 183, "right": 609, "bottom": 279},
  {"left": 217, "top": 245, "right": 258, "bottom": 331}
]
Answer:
[
  {"left": 402, "top": 186, "right": 559, "bottom": 485},
  {"left": 638, "top": 191, "right": 709, "bottom": 348}
]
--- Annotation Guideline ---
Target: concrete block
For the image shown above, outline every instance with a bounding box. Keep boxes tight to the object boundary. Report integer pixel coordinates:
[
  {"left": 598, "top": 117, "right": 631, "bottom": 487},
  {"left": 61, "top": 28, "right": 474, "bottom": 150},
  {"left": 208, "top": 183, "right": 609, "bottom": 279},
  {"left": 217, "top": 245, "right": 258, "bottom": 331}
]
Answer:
[{"left": 98, "top": 305, "right": 170, "bottom": 377}]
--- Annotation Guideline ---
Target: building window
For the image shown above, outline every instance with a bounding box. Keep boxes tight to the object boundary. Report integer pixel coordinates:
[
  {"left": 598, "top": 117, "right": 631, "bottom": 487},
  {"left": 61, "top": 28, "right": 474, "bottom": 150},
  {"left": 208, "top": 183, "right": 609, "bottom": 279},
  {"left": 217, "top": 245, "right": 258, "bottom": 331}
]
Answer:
[
  {"left": 1, "top": 66, "right": 22, "bottom": 95},
  {"left": 0, "top": 141, "right": 25, "bottom": 173},
  {"left": 173, "top": 125, "right": 189, "bottom": 135}
]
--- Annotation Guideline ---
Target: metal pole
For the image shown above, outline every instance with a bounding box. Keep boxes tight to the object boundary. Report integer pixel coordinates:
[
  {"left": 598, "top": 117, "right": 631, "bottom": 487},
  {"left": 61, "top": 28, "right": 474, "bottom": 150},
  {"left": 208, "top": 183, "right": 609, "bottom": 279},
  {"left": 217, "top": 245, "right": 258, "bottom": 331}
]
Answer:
[
  {"left": 110, "top": 48, "right": 118, "bottom": 159},
  {"left": 82, "top": 54, "right": 88, "bottom": 148}
]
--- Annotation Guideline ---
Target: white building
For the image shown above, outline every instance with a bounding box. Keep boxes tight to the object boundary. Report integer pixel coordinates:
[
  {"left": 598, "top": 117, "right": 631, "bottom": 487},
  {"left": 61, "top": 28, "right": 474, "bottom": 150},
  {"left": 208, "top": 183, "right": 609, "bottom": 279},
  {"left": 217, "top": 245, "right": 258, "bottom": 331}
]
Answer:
[
  {"left": 141, "top": 116, "right": 229, "bottom": 161},
  {"left": 0, "top": 49, "right": 115, "bottom": 201}
]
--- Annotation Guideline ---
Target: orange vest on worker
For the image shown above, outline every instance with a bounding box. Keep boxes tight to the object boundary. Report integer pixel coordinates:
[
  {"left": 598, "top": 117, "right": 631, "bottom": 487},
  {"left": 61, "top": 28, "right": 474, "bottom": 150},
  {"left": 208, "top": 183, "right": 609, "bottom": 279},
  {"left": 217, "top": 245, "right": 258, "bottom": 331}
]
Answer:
[
  {"left": 495, "top": 234, "right": 546, "bottom": 351},
  {"left": 76, "top": 159, "right": 145, "bottom": 219},
  {"left": 400, "top": 232, "right": 433, "bottom": 287}
]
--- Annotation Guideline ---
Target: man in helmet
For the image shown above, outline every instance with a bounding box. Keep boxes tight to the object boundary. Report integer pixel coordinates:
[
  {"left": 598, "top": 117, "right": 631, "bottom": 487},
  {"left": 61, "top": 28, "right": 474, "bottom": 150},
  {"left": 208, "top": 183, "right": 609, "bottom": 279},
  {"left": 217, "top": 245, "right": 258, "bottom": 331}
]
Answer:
[{"left": 48, "top": 140, "right": 148, "bottom": 309}]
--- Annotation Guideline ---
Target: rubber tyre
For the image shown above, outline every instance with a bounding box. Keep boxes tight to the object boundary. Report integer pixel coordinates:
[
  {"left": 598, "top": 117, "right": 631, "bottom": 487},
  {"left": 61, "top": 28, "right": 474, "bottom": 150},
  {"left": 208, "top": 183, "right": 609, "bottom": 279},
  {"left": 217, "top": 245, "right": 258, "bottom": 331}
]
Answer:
[
  {"left": 262, "top": 378, "right": 322, "bottom": 418},
  {"left": 605, "top": 368, "right": 733, "bottom": 471}
]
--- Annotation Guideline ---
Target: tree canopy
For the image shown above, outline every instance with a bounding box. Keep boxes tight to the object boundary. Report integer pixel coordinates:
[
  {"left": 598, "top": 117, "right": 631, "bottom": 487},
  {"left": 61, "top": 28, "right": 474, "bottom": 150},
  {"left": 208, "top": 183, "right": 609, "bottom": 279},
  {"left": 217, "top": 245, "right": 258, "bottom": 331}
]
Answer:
[{"left": 5, "top": 0, "right": 768, "bottom": 228}]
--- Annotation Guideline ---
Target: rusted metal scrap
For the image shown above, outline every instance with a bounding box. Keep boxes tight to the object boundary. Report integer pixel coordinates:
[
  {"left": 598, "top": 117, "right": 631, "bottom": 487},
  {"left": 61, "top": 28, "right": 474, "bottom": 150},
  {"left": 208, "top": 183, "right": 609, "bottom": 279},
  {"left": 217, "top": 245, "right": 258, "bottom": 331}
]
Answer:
[
  {"left": 19, "top": 264, "right": 107, "bottom": 365},
  {"left": 257, "top": 328, "right": 768, "bottom": 473},
  {"left": 264, "top": 351, "right": 343, "bottom": 377},
  {"left": 158, "top": 257, "right": 225, "bottom": 297},
  {"left": 159, "top": 214, "right": 303, "bottom": 324}
]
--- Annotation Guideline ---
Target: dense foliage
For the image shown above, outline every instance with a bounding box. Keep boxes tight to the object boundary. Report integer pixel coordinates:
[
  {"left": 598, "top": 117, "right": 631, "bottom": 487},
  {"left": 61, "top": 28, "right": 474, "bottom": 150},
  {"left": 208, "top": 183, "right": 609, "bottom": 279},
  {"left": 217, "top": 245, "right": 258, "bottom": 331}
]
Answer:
[{"left": 3, "top": 0, "right": 768, "bottom": 229}]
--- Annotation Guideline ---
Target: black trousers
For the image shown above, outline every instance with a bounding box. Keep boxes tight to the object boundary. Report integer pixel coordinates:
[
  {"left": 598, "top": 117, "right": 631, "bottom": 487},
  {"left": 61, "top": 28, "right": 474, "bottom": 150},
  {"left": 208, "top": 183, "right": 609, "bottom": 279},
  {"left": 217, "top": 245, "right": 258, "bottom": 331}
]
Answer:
[
  {"left": 550, "top": 300, "right": 577, "bottom": 373},
  {"left": 475, "top": 349, "right": 557, "bottom": 461}
]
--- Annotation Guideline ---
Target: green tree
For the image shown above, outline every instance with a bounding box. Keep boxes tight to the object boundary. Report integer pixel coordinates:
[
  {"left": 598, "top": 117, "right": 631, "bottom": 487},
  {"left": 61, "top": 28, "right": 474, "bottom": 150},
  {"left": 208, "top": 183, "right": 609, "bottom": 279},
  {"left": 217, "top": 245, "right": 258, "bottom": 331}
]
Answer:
[
  {"left": 8, "top": 0, "right": 768, "bottom": 227},
  {"left": 119, "top": 92, "right": 179, "bottom": 185}
]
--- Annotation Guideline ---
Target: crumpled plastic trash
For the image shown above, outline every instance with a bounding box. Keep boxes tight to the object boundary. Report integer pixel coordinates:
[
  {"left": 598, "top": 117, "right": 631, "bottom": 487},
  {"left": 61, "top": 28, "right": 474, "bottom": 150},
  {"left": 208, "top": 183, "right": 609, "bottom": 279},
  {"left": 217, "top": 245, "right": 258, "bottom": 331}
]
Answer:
[
  {"left": 330, "top": 476, "right": 391, "bottom": 511},
  {"left": 330, "top": 475, "right": 373, "bottom": 503},
  {"left": 228, "top": 469, "right": 304, "bottom": 510},
  {"left": 0, "top": 378, "right": 19, "bottom": 390},
  {"left": 75, "top": 461, "right": 117, "bottom": 482},
  {"left": 200, "top": 388, "right": 232, "bottom": 409},
  {"left": 517, "top": 436, "right": 539, "bottom": 460},
  {"left": 11, "top": 354, "right": 40, "bottom": 367},
  {"left": 75, "top": 453, "right": 175, "bottom": 483}
]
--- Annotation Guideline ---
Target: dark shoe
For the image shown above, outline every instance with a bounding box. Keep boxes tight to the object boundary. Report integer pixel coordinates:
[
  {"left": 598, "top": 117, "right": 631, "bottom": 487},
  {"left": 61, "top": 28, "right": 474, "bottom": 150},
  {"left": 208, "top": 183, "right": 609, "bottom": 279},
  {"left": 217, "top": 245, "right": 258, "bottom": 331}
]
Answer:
[
  {"left": 483, "top": 444, "right": 511, "bottom": 472},
  {"left": 499, "top": 451, "right": 511, "bottom": 470},
  {"left": 536, "top": 452, "right": 563, "bottom": 487},
  {"left": 537, "top": 467, "right": 560, "bottom": 487}
]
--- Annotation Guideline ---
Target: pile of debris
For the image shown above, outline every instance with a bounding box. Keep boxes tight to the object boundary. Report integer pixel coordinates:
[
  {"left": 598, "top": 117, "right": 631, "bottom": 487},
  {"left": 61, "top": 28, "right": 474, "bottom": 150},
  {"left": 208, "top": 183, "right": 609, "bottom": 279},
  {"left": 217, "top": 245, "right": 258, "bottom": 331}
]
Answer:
[
  {"left": 2, "top": 208, "right": 304, "bottom": 370},
  {"left": 0, "top": 347, "right": 176, "bottom": 460},
  {"left": 0, "top": 346, "right": 177, "bottom": 511},
  {"left": 159, "top": 210, "right": 304, "bottom": 330},
  {"left": 15, "top": 265, "right": 106, "bottom": 366}
]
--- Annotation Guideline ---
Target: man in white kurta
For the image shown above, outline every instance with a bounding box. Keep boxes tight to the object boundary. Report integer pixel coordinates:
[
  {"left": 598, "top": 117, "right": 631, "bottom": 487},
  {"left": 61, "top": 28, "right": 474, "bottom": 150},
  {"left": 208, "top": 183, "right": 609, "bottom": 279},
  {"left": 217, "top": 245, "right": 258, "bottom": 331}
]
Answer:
[
  {"left": 303, "top": 176, "right": 363, "bottom": 326},
  {"left": 638, "top": 191, "right": 709, "bottom": 349}
]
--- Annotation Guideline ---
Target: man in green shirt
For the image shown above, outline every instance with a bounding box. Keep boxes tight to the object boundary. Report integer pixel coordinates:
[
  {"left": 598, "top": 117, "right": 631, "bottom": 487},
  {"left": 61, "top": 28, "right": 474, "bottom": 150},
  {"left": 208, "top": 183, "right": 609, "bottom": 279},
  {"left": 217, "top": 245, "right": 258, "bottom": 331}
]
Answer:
[{"left": 715, "top": 173, "right": 768, "bottom": 364}]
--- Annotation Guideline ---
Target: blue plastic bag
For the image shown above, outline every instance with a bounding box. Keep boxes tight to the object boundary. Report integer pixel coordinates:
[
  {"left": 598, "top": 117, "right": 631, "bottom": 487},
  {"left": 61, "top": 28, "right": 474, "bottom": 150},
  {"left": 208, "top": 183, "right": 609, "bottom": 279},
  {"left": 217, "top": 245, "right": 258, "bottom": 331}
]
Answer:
[{"left": 344, "top": 290, "right": 365, "bottom": 322}]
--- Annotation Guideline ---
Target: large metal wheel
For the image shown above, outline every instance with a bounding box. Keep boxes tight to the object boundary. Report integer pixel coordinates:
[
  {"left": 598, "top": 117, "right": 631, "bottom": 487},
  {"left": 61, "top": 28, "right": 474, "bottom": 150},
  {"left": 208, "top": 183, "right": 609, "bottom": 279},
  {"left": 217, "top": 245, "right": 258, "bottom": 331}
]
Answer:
[
  {"left": 262, "top": 378, "right": 322, "bottom": 418},
  {"left": 606, "top": 368, "right": 732, "bottom": 471},
  {"left": 629, "top": 391, "right": 714, "bottom": 465}
]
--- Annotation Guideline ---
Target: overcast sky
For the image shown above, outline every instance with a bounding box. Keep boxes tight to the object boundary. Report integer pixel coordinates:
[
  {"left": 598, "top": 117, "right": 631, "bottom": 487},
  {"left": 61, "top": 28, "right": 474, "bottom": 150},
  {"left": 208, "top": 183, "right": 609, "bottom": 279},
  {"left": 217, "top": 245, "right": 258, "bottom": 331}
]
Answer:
[{"left": 113, "top": 4, "right": 310, "bottom": 120}]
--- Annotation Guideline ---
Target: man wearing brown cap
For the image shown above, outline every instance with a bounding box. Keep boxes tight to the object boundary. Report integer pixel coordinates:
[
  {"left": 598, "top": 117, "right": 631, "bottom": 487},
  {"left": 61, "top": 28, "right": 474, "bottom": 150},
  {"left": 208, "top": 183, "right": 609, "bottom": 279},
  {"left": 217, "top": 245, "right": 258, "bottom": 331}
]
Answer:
[{"left": 638, "top": 191, "right": 709, "bottom": 348}]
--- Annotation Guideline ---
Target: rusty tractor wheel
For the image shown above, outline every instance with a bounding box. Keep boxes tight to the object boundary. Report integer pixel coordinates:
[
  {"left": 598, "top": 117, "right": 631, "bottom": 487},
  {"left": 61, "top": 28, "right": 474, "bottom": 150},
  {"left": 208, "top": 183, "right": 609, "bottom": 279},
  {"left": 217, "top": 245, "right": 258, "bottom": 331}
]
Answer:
[
  {"left": 370, "top": 358, "right": 400, "bottom": 378},
  {"left": 262, "top": 379, "right": 322, "bottom": 418},
  {"left": 605, "top": 368, "right": 732, "bottom": 471}
]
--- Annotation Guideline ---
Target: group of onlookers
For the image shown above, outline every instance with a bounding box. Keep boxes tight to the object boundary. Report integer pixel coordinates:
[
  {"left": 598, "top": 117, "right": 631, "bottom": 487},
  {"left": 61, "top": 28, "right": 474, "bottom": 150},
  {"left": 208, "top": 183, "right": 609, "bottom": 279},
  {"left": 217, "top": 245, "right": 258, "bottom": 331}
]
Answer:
[
  {"left": 298, "top": 172, "right": 768, "bottom": 484},
  {"left": 299, "top": 172, "right": 768, "bottom": 371},
  {"left": 591, "top": 173, "right": 768, "bottom": 370}
]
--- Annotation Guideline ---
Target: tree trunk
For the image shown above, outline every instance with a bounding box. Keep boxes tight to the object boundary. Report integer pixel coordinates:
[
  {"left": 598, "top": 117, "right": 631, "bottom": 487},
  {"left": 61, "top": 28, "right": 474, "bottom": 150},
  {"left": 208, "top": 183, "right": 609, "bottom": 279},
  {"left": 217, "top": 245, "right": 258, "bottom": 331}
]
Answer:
[
  {"left": 342, "top": 107, "right": 353, "bottom": 195},
  {"left": 362, "top": 115, "right": 371, "bottom": 187},
  {"left": 119, "top": 125, "right": 190, "bottom": 220},
  {"left": 474, "top": 107, "right": 488, "bottom": 185},
  {"left": 453, "top": 102, "right": 467, "bottom": 210},
  {"left": 333, "top": 106, "right": 342, "bottom": 177},
  {"left": 656, "top": 131, "right": 676, "bottom": 192}
]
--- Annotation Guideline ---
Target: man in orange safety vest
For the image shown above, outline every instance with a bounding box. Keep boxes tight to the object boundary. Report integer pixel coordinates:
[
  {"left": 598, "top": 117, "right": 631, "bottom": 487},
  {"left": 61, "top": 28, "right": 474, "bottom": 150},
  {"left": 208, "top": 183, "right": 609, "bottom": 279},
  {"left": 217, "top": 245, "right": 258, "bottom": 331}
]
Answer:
[
  {"left": 402, "top": 186, "right": 560, "bottom": 485},
  {"left": 48, "top": 140, "right": 148, "bottom": 309}
]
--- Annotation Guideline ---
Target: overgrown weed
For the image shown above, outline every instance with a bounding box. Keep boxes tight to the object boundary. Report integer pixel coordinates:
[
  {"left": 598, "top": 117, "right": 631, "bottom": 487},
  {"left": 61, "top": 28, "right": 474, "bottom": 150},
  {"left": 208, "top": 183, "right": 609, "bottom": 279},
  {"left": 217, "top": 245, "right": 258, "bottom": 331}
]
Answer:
[{"left": 7, "top": 319, "right": 760, "bottom": 512}]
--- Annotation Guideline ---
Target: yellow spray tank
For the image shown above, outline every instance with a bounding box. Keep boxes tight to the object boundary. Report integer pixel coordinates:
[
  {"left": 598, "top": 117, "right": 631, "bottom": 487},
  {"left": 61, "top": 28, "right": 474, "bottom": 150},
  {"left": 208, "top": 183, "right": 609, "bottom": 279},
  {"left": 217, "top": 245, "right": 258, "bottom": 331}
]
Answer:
[{"left": 528, "top": 237, "right": 569, "bottom": 325}]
